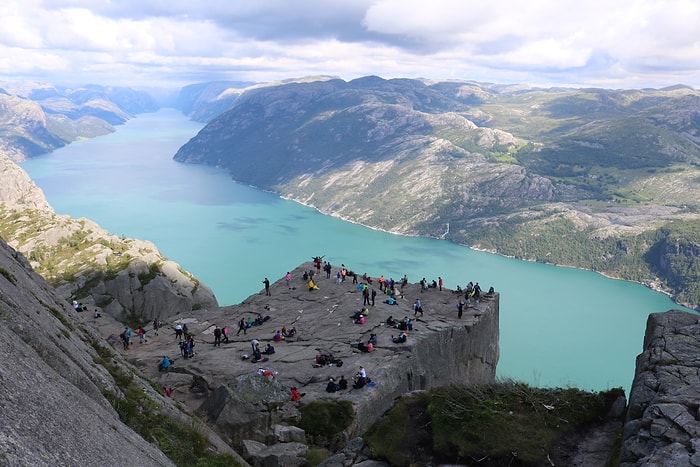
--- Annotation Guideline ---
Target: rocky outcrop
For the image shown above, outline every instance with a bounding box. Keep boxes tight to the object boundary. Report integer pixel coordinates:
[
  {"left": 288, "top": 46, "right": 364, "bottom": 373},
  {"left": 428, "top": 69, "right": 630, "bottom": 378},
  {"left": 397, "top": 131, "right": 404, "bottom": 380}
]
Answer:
[
  {"left": 0, "top": 152, "right": 218, "bottom": 321},
  {"left": 620, "top": 310, "right": 700, "bottom": 466},
  {"left": 0, "top": 236, "right": 238, "bottom": 466},
  {"left": 135, "top": 263, "right": 499, "bottom": 461}
]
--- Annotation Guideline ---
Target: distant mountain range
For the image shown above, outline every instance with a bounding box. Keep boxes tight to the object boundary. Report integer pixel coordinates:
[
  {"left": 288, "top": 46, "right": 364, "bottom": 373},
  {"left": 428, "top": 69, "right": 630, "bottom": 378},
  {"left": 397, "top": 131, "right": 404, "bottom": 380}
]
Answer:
[
  {"left": 174, "top": 77, "right": 700, "bottom": 309},
  {"left": 0, "top": 81, "right": 158, "bottom": 162}
]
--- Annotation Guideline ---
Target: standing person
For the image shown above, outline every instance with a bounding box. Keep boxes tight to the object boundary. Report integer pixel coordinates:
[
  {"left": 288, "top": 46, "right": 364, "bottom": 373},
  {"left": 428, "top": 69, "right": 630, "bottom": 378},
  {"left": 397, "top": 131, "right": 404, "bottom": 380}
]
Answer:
[
  {"left": 285, "top": 272, "right": 292, "bottom": 288},
  {"left": 123, "top": 327, "right": 132, "bottom": 347},
  {"left": 457, "top": 300, "right": 464, "bottom": 319},
  {"left": 222, "top": 325, "right": 229, "bottom": 343},
  {"left": 438, "top": 277, "right": 443, "bottom": 291},
  {"left": 237, "top": 318, "right": 246, "bottom": 336},
  {"left": 213, "top": 326, "right": 222, "bottom": 347},
  {"left": 263, "top": 277, "right": 271, "bottom": 296},
  {"left": 174, "top": 323, "right": 183, "bottom": 340},
  {"left": 371, "top": 288, "right": 377, "bottom": 306},
  {"left": 413, "top": 298, "right": 423, "bottom": 316},
  {"left": 153, "top": 318, "right": 160, "bottom": 336},
  {"left": 139, "top": 326, "right": 148, "bottom": 344},
  {"left": 363, "top": 285, "right": 370, "bottom": 306}
]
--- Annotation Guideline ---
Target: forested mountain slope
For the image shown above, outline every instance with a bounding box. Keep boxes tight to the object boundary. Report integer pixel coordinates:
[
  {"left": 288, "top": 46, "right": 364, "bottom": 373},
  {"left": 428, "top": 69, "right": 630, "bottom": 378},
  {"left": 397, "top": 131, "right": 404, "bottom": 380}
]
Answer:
[{"left": 174, "top": 77, "right": 700, "bottom": 309}]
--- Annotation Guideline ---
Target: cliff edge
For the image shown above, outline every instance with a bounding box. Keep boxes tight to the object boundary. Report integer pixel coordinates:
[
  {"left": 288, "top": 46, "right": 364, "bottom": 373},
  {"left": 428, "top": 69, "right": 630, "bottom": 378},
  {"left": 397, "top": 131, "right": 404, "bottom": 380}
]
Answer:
[{"left": 621, "top": 309, "right": 700, "bottom": 466}]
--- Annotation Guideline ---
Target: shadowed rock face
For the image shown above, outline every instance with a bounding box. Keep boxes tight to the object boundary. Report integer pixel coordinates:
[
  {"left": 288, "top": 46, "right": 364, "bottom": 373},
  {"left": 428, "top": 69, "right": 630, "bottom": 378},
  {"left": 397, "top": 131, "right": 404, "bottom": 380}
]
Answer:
[
  {"left": 621, "top": 310, "right": 700, "bottom": 466},
  {"left": 133, "top": 262, "right": 499, "bottom": 449},
  {"left": 0, "top": 236, "right": 176, "bottom": 466}
]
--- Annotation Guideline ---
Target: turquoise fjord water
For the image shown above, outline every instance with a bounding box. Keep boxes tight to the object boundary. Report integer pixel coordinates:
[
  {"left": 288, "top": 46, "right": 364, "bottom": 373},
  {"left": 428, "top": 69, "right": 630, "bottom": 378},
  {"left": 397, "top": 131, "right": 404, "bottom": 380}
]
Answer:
[{"left": 20, "top": 108, "right": 694, "bottom": 392}]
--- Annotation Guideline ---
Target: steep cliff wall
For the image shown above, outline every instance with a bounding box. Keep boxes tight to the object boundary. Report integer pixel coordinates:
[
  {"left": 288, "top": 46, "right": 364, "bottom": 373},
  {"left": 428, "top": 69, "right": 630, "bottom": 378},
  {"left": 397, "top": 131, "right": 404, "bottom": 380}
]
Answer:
[
  {"left": 620, "top": 309, "right": 700, "bottom": 466},
  {"left": 0, "top": 236, "right": 176, "bottom": 466}
]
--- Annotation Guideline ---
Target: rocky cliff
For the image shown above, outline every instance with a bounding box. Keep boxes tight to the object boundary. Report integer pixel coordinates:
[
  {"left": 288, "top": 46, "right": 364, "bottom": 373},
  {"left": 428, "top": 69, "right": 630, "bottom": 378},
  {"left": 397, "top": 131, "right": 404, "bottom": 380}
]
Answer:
[
  {"left": 127, "top": 262, "right": 499, "bottom": 460},
  {"left": 0, "top": 151, "right": 218, "bottom": 322},
  {"left": 0, "top": 236, "right": 238, "bottom": 466},
  {"left": 621, "top": 309, "right": 700, "bottom": 466}
]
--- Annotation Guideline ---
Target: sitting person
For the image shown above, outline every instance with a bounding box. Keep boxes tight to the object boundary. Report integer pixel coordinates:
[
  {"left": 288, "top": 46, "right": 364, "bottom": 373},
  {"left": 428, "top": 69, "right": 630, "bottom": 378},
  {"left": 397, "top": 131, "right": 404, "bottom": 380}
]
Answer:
[
  {"left": 368, "top": 333, "right": 377, "bottom": 346},
  {"left": 326, "top": 378, "right": 340, "bottom": 393},
  {"left": 158, "top": 356, "right": 172, "bottom": 372},
  {"left": 252, "top": 349, "right": 268, "bottom": 363},
  {"left": 353, "top": 376, "right": 368, "bottom": 389},
  {"left": 264, "top": 343, "right": 275, "bottom": 355},
  {"left": 284, "top": 326, "right": 297, "bottom": 338},
  {"left": 357, "top": 341, "right": 374, "bottom": 352},
  {"left": 308, "top": 278, "right": 318, "bottom": 290},
  {"left": 431, "top": 279, "right": 437, "bottom": 288},
  {"left": 290, "top": 387, "right": 305, "bottom": 401},
  {"left": 338, "top": 375, "right": 348, "bottom": 390},
  {"left": 385, "top": 296, "right": 397, "bottom": 305},
  {"left": 355, "top": 315, "right": 365, "bottom": 325},
  {"left": 392, "top": 332, "right": 408, "bottom": 344},
  {"left": 351, "top": 310, "right": 364, "bottom": 321},
  {"left": 273, "top": 330, "right": 283, "bottom": 342},
  {"left": 386, "top": 315, "right": 397, "bottom": 326},
  {"left": 93, "top": 309, "right": 101, "bottom": 319}
]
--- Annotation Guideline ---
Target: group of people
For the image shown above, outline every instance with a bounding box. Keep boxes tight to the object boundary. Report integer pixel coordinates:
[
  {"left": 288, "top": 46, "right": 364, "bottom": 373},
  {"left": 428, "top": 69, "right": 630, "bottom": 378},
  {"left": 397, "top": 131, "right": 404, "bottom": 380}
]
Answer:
[{"left": 386, "top": 315, "right": 414, "bottom": 331}]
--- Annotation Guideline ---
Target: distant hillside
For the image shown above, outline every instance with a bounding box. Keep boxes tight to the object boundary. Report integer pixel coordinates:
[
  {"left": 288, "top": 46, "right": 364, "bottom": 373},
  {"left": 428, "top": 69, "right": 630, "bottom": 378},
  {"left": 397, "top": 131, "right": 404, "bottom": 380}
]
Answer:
[
  {"left": 174, "top": 76, "right": 700, "bottom": 309},
  {"left": 0, "top": 81, "right": 159, "bottom": 162}
]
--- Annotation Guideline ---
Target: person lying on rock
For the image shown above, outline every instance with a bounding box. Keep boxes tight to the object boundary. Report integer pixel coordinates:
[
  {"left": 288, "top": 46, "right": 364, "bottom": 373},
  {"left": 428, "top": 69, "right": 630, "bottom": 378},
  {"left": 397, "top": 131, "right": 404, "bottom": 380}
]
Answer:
[{"left": 392, "top": 332, "right": 408, "bottom": 344}]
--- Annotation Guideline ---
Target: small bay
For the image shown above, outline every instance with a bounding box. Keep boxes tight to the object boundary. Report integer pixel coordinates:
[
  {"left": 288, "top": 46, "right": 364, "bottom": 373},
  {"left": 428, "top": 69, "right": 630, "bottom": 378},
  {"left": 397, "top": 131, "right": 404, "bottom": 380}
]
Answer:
[{"left": 20, "top": 108, "right": 694, "bottom": 392}]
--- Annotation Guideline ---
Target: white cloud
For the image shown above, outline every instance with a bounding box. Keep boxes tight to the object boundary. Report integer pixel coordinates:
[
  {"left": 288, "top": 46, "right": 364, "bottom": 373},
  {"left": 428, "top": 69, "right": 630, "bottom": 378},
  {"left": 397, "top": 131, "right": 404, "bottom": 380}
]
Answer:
[{"left": 0, "top": 0, "right": 698, "bottom": 90}]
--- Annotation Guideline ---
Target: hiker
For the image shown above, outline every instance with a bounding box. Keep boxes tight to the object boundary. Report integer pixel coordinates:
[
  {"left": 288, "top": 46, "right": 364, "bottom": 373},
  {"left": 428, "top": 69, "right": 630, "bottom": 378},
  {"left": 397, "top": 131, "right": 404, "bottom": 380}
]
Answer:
[
  {"left": 213, "top": 326, "right": 222, "bottom": 347},
  {"left": 413, "top": 298, "right": 423, "bottom": 317},
  {"left": 138, "top": 326, "right": 147, "bottom": 344},
  {"left": 263, "top": 277, "right": 271, "bottom": 296},
  {"left": 237, "top": 318, "right": 246, "bottom": 336},
  {"left": 153, "top": 318, "right": 160, "bottom": 336},
  {"left": 222, "top": 325, "right": 229, "bottom": 343}
]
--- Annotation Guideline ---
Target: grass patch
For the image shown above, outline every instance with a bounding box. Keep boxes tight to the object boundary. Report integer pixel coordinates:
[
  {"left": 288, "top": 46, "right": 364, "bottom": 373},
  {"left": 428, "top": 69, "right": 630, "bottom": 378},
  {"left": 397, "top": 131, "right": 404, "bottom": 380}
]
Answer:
[
  {"left": 0, "top": 267, "right": 17, "bottom": 284},
  {"left": 90, "top": 340, "right": 243, "bottom": 466},
  {"left": 365, "top": 381, "right": 625, "bottom": 466},
  {"left": 304, "top": 447, "right": 333, "bottom": 466},
  {"left": 48, "top": 306, "right": 75, "bottom": 331}
]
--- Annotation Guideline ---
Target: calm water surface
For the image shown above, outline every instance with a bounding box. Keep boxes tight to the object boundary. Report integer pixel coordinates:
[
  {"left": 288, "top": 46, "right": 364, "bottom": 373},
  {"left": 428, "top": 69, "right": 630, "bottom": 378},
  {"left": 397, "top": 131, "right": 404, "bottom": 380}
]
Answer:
[{"left": 21, "top": 109, "right": 694, "bottom": 391}]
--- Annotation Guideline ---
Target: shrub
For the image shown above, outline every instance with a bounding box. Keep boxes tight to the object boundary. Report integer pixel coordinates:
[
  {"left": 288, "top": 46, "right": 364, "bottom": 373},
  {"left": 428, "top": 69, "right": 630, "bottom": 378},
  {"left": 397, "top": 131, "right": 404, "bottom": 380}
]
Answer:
[{"left": 297, "top": 400, "right": 355, "bottom": 437}]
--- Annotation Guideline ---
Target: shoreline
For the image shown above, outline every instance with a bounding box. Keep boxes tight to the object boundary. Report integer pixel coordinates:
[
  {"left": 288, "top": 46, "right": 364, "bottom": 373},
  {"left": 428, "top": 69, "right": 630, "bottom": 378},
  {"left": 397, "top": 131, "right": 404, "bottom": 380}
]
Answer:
[{"left": 277, "top": 191, "right": 695, "bottom": 312}]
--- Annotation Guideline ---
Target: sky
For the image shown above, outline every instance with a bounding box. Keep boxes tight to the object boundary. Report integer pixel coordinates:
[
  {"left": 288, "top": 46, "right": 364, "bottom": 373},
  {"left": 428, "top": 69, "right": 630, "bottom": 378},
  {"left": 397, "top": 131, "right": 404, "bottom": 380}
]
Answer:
[{"left": 1, "top": 0, "right": 699, "bottom": 92}]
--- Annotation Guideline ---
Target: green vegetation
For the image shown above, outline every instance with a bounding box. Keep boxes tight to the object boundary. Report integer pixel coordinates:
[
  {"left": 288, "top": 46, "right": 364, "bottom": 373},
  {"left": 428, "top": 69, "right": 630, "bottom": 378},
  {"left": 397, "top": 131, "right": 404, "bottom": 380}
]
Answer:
[
  {"left": 48, "top": 306, "right": 74, "bottom": 331},
  {"left": 296, "top": 400, "right": 355, "bottom": 437},
  {"left": 365, "top": 381, "right": 625, "bottom": 466},
  {"left": 91, "top": 341, "right": 242, "bottom": 466},
  {"left": 0, "top": 267, "right": 17, "bottom": 284}
]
